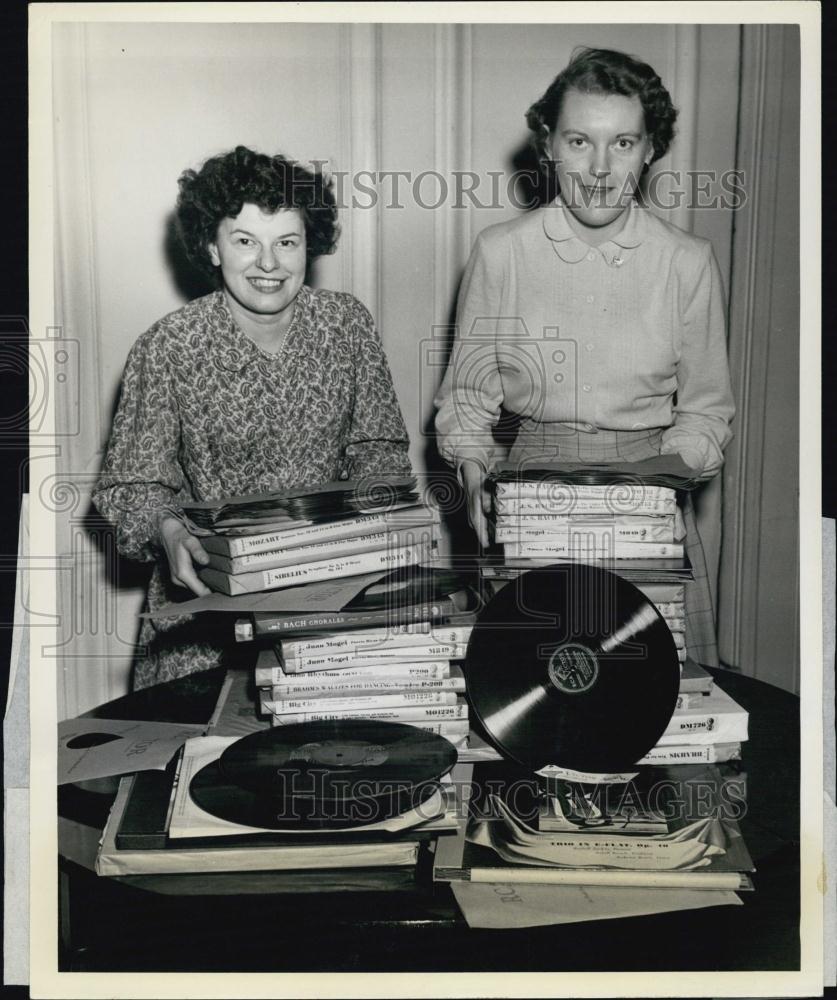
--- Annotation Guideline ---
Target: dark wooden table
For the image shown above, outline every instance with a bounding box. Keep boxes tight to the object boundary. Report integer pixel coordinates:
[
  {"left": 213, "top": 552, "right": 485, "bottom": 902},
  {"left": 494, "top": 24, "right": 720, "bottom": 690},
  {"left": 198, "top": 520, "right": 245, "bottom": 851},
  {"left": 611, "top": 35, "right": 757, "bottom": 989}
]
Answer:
[{"left": 58, "top": 666, "right": 800, "bottom": 972}]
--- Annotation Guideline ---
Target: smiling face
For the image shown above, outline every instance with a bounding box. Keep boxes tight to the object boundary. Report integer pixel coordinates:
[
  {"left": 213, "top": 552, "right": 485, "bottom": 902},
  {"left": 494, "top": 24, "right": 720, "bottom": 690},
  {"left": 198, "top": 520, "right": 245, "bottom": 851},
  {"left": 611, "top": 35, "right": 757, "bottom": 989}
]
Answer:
[
  {"left": 550, "top": 88, "right": 653, "bottom": 235},
  {"left": 208, "top": 203, "right": 307, "bottom": 338}
]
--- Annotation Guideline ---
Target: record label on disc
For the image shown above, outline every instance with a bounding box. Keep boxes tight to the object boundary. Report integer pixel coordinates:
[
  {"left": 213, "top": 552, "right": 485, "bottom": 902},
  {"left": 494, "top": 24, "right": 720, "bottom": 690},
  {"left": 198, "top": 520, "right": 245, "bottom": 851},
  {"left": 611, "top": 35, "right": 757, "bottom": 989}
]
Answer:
[
  {"left": 288, "top": 739, "right": 390, "bottom": 769},
  {"left": 548, "top": 643, "right": 599, "bottom": 694},
  {"left": 464, "top": 564, "right": 680, "bottom": 773}
]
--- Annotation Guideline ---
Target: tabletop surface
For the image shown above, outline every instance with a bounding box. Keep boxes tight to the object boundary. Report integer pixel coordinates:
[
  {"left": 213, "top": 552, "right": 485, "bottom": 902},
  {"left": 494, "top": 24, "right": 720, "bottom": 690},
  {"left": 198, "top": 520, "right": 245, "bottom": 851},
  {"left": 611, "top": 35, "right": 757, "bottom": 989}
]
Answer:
[{"left": 58, "top": 665, "right": 801, "bottom": 973}]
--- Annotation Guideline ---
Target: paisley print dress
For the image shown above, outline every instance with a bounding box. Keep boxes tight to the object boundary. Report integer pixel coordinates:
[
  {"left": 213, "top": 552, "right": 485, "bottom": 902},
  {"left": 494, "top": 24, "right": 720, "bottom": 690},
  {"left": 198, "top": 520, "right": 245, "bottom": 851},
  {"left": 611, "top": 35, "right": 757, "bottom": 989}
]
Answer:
[{"left": 93, "top": 286, "right": 412, "bottom": 689}]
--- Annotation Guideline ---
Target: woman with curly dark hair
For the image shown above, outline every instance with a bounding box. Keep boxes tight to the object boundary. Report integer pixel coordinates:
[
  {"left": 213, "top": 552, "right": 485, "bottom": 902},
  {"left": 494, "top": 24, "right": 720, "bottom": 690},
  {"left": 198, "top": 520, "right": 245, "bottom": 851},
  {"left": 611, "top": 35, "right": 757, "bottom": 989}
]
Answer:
[
  {"left": 94, "top": 146, "right": 411, "bottom": 688},
  {"left": 435, "top": 48, "right": 734, "bottom": 667}
]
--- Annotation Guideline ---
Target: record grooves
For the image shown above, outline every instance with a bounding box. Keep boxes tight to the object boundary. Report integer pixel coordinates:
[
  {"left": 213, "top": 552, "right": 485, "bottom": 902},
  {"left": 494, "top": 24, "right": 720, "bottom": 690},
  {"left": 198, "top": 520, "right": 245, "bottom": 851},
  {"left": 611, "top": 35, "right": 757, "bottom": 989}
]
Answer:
[
  {"left": 463, "top": 564, "right": 680, "bottom": 774},
  {"left": 189, "top": 719, "right": 457, "bottom": 830}
]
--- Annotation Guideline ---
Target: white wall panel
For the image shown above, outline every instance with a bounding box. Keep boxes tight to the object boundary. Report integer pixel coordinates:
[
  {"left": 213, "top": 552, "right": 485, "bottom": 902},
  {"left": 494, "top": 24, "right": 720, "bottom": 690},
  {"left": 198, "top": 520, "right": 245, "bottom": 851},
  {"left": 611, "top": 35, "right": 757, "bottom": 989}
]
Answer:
[
  {"left": 53, "top": 21, "right": 351, "bottom": 713},
  {"left": 466, "top": 24, "right": 681, "bottom": 233},
  {"left": 80, "top": 20, "right": 349, "bottom": 401}
]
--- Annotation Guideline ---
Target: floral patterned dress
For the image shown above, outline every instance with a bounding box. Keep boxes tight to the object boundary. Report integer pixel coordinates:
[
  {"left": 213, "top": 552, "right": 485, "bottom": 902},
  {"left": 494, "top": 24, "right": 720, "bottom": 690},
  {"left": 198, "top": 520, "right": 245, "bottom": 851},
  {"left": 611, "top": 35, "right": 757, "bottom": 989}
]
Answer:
[{"left": 93, "top": 286, "right": 412, "bottom": 689}]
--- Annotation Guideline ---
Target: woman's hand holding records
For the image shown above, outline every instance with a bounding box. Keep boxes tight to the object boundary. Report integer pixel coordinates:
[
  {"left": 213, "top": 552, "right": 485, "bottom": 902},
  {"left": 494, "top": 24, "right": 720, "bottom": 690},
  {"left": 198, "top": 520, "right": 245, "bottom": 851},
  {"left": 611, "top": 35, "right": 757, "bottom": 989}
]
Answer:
[
  {"left": 460, "top": 460, "right": 491, "bottom": 549},
  {"left": 159, "top": 515, "right": 211, "bottom": 596}
]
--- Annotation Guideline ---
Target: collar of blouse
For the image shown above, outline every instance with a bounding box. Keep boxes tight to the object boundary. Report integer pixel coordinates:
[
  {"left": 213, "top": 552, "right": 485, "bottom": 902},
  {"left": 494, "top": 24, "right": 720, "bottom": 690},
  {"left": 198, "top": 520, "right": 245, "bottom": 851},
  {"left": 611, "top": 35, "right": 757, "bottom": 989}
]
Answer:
[
  {"left": 209, "top": 284, "right": 311, "bottom": 373},
  {"left": 542, "top": 196, "right": 648, "bottom": 268}
]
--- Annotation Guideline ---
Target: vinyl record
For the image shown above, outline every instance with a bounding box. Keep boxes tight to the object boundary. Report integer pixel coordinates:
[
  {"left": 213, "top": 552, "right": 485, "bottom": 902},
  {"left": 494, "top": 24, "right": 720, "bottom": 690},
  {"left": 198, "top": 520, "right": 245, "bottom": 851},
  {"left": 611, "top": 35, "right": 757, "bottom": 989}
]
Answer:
[
  {"left": 464, "top": 564, "right": 680, "bottom": 773},
  {"left": 189, "top": 758, "right": 442, "bottom": 831},
  {"left": 346, "top": 565, "right": 475, "bottom": 610},
  {"left": 201, "top": 719, "right": 457, "bottom": 828}
]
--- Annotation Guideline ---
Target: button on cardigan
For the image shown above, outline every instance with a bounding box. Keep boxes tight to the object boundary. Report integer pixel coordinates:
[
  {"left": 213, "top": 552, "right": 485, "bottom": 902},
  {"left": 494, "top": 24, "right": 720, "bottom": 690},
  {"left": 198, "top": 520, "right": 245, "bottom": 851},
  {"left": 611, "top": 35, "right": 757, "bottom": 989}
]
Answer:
[{"left": 434, "top": 198, "right": 735, "bottom": 480}]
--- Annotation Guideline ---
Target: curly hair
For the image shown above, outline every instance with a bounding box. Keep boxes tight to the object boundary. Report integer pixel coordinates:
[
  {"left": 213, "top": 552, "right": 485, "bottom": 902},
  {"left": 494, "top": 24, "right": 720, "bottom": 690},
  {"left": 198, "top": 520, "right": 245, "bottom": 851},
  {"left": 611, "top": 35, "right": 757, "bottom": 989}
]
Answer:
[
  {"left": 525, "top": 47, "right": 678, "bottom": 168},
  {"left": 176, "top": 146, "right": 339, "bottom": 279}
]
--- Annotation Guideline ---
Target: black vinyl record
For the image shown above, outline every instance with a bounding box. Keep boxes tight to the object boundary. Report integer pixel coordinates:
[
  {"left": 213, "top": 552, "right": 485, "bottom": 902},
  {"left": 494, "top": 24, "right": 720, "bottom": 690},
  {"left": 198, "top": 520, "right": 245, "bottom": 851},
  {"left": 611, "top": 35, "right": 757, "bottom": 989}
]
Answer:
[
  {"left": 189, "top": 719, "right": 457, "bottom": 830},
  {"left": 464, "top": 564, "right": 680, "bottom": 774},
  {"left": 189, "top": 759, "right": 442, "bottom": 831}
]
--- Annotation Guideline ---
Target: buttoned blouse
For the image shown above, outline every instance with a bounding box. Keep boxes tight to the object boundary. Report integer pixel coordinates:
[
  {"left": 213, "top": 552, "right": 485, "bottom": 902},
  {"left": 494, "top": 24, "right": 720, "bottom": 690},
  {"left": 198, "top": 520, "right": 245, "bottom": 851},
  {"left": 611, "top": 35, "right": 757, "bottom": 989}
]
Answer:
[
  {"left": 94, "top": 285, "right": 411, "bottom": 562},
  {"left": 434, "top": 198, "right": 735, "bottom": 479}
]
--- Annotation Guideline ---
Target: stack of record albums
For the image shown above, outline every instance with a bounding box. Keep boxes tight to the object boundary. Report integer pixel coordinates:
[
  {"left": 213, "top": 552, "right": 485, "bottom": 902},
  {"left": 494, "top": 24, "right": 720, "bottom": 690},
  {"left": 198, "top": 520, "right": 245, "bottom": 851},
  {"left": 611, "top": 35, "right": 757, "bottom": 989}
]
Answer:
[
  {"left": 484, "top": 459, "right": 689, "bottom": 663},
  {"left": 254, "top": 621, "right": 472, "bottom": 745},
  {"left": 96, "top": 721, "right": 467, "bottom": 883},
  {"left": 187, "top": 476, "right": 437, "bottom": 596},
  {"left": 479, "top": 457, "right": 749, "bottom": 768},
  {"left": 96, "top": 478, "right": 476, "bottom": 882},
  {"left": 183, "top": 477, "right": 483, "bottom": 754},
  {"left": 434, "top": 561, "right": 754, "bottom": 904},
  {"left": 93, "top": 466, "right": 754, "bottom": 912}
]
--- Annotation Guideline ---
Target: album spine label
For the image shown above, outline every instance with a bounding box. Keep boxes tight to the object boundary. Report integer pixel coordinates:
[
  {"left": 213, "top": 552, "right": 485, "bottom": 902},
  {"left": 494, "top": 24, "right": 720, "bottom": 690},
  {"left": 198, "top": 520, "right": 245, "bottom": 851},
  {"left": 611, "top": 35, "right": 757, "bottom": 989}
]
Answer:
[
  {"left": 280, "top": 623, "right": 473, "bottom": 660},
  {"left": 492, "top": 511, "right": 675, "bottom": 525},
  {"left": 199, "top": 543, "right": 435, "bottom": 595},
  {"left": 250, "top": 598, "right": 461, "bottom": 636},
  {"left": 279, "top": 643, "right": 468, "bottom": 674},
  {"left": 494, "top": 498, "right": 677, "bottom": 515},
  {"left": 493, "top": 521, "right": 676, "bottom": 544},
  {"left": 657, "top": 712, "right": 747, "bottom": 743},
  {"left": 635, "top": 742, "right": 741, "bottom": 765},
  {"left": 260, "top": 672, "right": 466, "bottom": 699},
  {"left": 260, "top": 690, "right": 460, "bottom": 715},
  {"left": 205, "top": 525, "right": 440, "bottom": 574},
  {"left": 493, "top": 483, "right": 676, "bottom": 502},
  {"left": 254, "top": 660, "right": 452, "bottom": 686},
  {"left": 503, "top": 541, "right": 685, "bottom": 559},
  {"left": 268, "top": 702, "right": 470, "bottom": 725},
  {"left": 201, "top": 504, "right": 439, "bottom": 557}
]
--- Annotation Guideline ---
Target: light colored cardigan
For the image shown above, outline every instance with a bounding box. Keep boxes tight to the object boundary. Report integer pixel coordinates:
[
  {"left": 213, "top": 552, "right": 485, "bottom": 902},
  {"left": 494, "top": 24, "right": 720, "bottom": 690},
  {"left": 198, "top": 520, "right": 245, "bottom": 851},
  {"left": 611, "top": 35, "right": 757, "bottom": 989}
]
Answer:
[{"left": 434, "top": 198, "right": 734, "bottom": 480}]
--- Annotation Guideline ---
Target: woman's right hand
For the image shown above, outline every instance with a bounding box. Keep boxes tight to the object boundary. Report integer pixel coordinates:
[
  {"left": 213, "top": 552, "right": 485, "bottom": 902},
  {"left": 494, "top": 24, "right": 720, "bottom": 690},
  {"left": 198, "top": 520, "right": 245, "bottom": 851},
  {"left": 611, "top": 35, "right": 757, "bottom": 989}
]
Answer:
[
  {"left": 159, "top": 515, "right": 212, "bottom": 596},
  {"left": 459, "top": 459, "right": 491, "bottom": 549}
]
